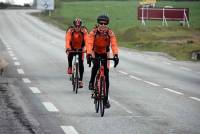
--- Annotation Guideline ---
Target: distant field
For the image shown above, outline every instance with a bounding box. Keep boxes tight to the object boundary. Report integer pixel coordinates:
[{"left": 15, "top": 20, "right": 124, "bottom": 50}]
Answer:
[{"left": 35, "top": 1, "right": 200, "bottom": 60}]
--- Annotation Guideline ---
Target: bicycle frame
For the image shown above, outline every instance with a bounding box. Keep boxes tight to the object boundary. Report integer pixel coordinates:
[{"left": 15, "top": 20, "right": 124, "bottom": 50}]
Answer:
[
  {"left": 92, "top": 57, "right": 114, "bottom": 117},
  {"left": 67, "top": 50, "right": 85, "bottom": 94}
]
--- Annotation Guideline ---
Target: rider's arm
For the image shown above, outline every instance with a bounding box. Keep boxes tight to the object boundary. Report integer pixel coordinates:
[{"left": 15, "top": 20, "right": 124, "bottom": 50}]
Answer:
[
  {"left": 82, "top": 28, "right": 88, "bottom": 50},
  {"left": 86, "top": 30, "right": 95, "bottom": 55},
  {"left": 109, "top": 30, "right": 119, "bottom": 56},
  {"left": 65, "top": 29, "right": 72, "bottom": 50}
]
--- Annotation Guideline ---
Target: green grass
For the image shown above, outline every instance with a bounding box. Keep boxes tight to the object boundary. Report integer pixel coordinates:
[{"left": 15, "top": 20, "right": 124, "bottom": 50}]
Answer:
[{"left": 33, "top": 1, "right": 200, "bottom": 61}]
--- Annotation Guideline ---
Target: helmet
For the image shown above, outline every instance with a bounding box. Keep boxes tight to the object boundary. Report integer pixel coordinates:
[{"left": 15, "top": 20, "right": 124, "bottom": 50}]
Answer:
[
  {"left": 73, "top": 18, "right": 82, "bottom": 27},
  {"left": 97, "top": 15, "right": 109, "bottom": 25}
]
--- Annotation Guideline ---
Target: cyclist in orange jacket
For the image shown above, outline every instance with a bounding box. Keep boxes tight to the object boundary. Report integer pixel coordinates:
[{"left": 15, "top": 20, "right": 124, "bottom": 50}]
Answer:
[
  {"left": 86, "top": 15, "right": 119, "bottom": 108},
  {"left": 65, "top": 18, "right": 88, "bottom": 88}
]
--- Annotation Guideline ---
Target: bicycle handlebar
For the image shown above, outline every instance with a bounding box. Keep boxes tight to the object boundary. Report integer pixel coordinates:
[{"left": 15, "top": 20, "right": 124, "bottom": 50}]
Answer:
[
  {"left": 91, "top": 57, "right": 115, "bottom": 61},
  {"left": 66, "top": 50, "right": 86, "bottom": 53}
]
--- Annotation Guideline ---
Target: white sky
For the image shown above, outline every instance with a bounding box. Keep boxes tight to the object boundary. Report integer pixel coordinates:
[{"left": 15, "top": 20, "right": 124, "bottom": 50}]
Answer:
[{"left": 0, "top": 0, "right": 33, "bottom": 5}]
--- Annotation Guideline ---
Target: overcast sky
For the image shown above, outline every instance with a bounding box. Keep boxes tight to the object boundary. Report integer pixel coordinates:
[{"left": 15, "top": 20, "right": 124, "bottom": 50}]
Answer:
[{"left": 0, "top": 0, "right": 33, "bottom": 5}]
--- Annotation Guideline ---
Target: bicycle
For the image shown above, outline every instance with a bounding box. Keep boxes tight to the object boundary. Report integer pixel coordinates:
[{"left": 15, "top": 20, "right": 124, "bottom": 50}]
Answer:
[
  {"left": 67, "top": 50, "right": 85, "bottom": 94},
  {"left": 90, "top": 57, "right": 114, "bottom": 117}
]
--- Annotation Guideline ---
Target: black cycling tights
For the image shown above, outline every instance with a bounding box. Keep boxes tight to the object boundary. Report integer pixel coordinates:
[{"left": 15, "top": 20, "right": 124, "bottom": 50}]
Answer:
[
  {"left": 68, "top": 52, "right": 84, "bottom": 81},
  {"left": 90, "top": 53, "right": 109, "bottom": 102}
]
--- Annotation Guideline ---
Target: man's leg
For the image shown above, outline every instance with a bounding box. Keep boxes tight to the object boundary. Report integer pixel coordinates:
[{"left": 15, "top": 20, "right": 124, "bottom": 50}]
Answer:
[{"left": 67, "top": 53, "right": 73, "bottom": 74}]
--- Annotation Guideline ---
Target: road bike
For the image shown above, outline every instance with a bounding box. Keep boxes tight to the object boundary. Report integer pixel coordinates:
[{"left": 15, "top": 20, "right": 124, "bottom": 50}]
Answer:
[
  {"left": 91, "top": 57, "right": 114, "bottom": 117},
  {"left": 68, "top": 50, "right": 85, "bottom": 94}
]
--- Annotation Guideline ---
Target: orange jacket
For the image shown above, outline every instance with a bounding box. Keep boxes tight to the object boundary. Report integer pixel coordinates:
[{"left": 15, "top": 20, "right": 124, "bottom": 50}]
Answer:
[
  {"left": 65, "top": 27, "right": 88, "bottom": 50},
  {"left": 86, "top": 27, "right": 118, "bottom": 56}
]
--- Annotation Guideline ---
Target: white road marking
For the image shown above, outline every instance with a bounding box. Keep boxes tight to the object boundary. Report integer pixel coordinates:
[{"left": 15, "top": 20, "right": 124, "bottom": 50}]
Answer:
[
  {"left": 61, "top": 126, "right": 79, "bottom": 134},
  {"left": 162, "top": 61, "right": 171, "bottom": 65},
  {"left": 110, "top": 98, "right": 133, "bottom": 114},
  {"left": 17, "top": 69, "right": 24, "bottom": 74},
  {"left": 22, "top": 78, "right": 31, "bottom": 83},
  {"left": 129, "top": 75, "right": 142, "bottom": 81},
  {"left": 29, "top": 87, "right": 41, "bottom": 94},
  {"left": 8, "top": 50, "right": 13, "bottom": 54},
  {"left": 9, "top": 53, "right": 15, "bottom": 57},
  {"left": 148, "top": 57, "right": 156, "bottom": 61},
  {"left": 14, "top": 62, "right": 20, "bottom": 66},
  {"left": 7, "top": 47, "right": 11, "bottom": 50},
  {"left": 189, "top": 97, "right": 200, "bottom": 102},
  {"left": 143, "top": 80, "right": 160, "bottom": 87},
  {"left": 12, "top": 57, "right": 18, "bottom": 60},
  {"left": 42, "top": 102, "right": 59, "bottom": 112},
  {"left": 118, "top": 70, "right": 128, "bottom": 75},
  {"left": 163, "top": 88, "right": 183, "bottom": 95},
  {"left": 180, "top": 67, "right": 191, "bottom": 71}
]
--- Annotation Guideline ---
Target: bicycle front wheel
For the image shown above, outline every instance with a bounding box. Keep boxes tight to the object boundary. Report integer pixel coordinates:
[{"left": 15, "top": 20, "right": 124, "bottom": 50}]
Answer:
[{"left": 99, "top": 76, "right": 105, "bottom": 117}]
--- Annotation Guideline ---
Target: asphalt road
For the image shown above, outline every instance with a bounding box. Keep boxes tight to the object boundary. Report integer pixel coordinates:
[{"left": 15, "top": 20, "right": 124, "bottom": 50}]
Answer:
[{"left": 0, "top": 9, "right": 200, "bottom": 134}]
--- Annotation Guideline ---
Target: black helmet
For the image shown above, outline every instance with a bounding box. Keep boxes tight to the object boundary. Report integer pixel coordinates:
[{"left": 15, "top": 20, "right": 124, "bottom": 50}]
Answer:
[
  {"left": 97, "top": 15, "right": 109, "bottom": 25},
  {"left": 73, "top": 18, "right": 82, "bottom": 27}
]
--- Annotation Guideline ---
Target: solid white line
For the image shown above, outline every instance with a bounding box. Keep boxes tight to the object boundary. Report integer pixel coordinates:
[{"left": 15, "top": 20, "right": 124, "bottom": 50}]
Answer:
[
  {"left": 118, "top": 70, "right": 128, "bottom": 75},
  {"left": 17, "top": 69, "right": 24, "bottom": 74},
  {"left": 61, "top": 126, "right": 79, "bottom": 134},
  {"left": 129, "top": 75, "right": 142, "bottom": 81},
  {"left": 29, "top": 87, "right": 41, "bottom": 94},
  {"left": 189, "top": 97, "right": 200, "bottom": 102},
  {"left": 12, "top": 57, "right": 18, "bottom": 60},
  {"left": 143, "top": 80, "right": 160, "bottom": 87},
  {"left": 22, "top": 78, "right": 31, "bottom": 83},
  {"left": 42, "top": 102, "right": 59, "bottom": 112},
  {"left": 110, "top": 98, "right": 133, "bottom": 114},
  {"left": 14, "top": 62, "right": 20, "bottom": 66},
  {"left": 180, "top": 67, "right": 191, "bottom": 71},
  {"left": 163, "top": 88, "right": 183, "bottom": 95}
]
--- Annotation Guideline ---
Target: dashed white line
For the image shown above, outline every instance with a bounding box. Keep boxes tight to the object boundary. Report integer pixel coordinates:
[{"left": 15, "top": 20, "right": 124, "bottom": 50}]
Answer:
[
  {"left": 8, "top": 50, "right": 13, "bottom": 54},
  {"left": 17, "top": 69, "right": 24, "bottom": 74},
  {"left": 129, "top": 75, "right": 142, "bottom": 81},
  {"left": 12, "top": 57, "right": 18, "bottom": 61},
  {"left": 118, "top": 70, "right": 128, "bottom": 75},
  {"left": 180, "top": 67, "right": 191, "bottom": 71},
  {"left": 9, "top": 53, "right": 15, "bottom": 57},
  {"left": 29, "top": 87, "right": 41, "bottom": 94},
  {"left": 61, "top": 126, "right": 79, "bottom": 134},
  {"left": 110, "top": 98, "right": 133, "bottom": 114},
  {"left": 14, "top": 62, "right": 20, "bottom": 66},
  {"left": 163, "top": 61, "right": 171, "bottom": 65},
  {"left": 163, "top": 88, "right": 183, "bottom": 95},
  {"left": 189, "top": 97, "right": 200, "bottom": 102},
  {"left": 143, "top": 80, "right": 160, "bottom": 87},
  {"left": 7, "top": 47, "right": 11, "bottom": 50},
  {"left": 22, "top": 78, "right": 31, "bottom": 83},
  {"left": 42, "top": 102, "right": 59, "bottom": 112}
]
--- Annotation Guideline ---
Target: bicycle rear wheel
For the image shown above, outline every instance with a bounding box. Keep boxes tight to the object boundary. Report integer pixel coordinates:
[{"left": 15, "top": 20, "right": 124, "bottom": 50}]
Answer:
[{"left": 99, "top": 76, "right": 105, "bottom": 117}]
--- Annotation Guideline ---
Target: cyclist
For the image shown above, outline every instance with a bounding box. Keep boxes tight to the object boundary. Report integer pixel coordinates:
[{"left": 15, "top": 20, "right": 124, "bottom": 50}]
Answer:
[
  {"left": 65, "top": 18, "right": 88, "bottom": 88},
  {"left": 86, "top": 15, "right": 119, "bottom": 108}
]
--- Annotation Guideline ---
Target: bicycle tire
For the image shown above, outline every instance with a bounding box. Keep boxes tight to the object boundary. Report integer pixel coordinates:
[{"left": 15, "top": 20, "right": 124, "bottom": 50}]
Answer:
[
  {"left": 100, "top": 76, "right": 105, "bottom": 117},
  {"left": 75, "top": 63, "right": 79, "bottom": 94},
  {"left": 72, "top": 66, "right": 75, "bottom": 92}
]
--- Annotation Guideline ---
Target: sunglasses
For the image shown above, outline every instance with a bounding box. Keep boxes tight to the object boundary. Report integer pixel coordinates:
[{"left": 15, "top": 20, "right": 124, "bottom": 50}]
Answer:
[{"left": 99, "top": 22, "right": 107, "bottom": 25}]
